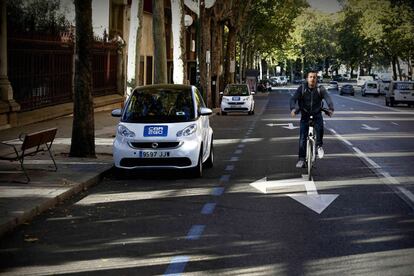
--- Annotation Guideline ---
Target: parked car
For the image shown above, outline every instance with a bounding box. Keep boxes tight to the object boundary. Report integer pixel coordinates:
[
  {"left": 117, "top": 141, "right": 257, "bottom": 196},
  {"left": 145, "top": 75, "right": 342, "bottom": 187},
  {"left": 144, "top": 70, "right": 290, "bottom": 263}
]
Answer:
[
  {"left": 327, "top": 81, "right": 339, "bottom": 90},
  {"left": 357, "top": 75, "right": 374, "bottom": 87},
  {"left": 220, "top": 84, "right": 255, "bottom": 115},
  {"left": 362, "top": 81, "right": 380, "bottom": 97},
  {"left": 385, "top": 81, "right": 414, "bottom": 107},
  {"left": 339, "top": 84, "right": 355, "bottom": 96},
  {"left": 333, "top": 75, "right": 346, "bottom": 82},
  {"left": 277, "top": 76, "right": 288, "bottom": 85},
  {"left": 257, "top": 80, "right": 271, "bottom": 92},
  {"left": 378, "top": 79, "right": 391, "bottom": 95},
  {"left": 111, "top": 84, "right": 214, "bottom": 177}
]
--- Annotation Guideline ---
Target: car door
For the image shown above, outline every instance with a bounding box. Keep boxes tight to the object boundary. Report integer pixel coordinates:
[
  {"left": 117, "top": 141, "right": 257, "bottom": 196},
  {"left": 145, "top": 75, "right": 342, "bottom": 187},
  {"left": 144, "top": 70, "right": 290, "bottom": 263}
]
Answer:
[{"left": 193, "top": 87, "right": 210, "bottom": 160}]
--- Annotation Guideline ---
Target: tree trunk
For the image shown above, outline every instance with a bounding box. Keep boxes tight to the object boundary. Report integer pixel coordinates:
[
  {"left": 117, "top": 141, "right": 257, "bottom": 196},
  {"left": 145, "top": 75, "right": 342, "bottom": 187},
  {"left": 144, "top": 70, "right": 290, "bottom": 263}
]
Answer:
[
  {"left": 135, "top": 0, "right": 144, "bottom": 87},
  {"left": 392, "top": 56, "right": 397, "bottom": 80},
  {"left": 211, "top": 18, "right": 223, "bottom": 107},
  {"left": 171, "top": 0, "right": 186, "bottom": 84},
  {"left": 199, "top": 2, "right": 212, "bottom": 107},
  {"left": 152, "top": 0, "right": 167, "bottom": 84},
  {"left": 224, "top": 25, "right": 236, "bottom": 85},
  {"left": 396, "top": 57, "right": 402, "bottom": 80},
  {"left": 239, "top": 39, "right": 244, "bottom": 84},
  {"left": 70, "top": 0, "right": 95, "bottom": 158}
]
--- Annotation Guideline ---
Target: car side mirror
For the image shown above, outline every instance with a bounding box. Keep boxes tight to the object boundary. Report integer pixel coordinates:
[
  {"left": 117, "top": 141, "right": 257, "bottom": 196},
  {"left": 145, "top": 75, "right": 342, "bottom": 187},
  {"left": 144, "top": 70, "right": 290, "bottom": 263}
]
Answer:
[
  {"left": 251, "top": 91, "right": 256, "bottom": 95},
  {"left": 111, "top": 108, "right": 122, "bottom": 117},
  {"left": 199, "top": 107, "right": 213, "bottom": 116},
  {"left": 219, "top": 92, "right": 223, "bottom": 95}
]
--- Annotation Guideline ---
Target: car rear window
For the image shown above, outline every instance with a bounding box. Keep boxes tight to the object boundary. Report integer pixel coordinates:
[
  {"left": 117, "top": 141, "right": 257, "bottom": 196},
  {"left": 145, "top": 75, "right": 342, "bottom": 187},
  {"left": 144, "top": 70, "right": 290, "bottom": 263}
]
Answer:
[
  {"left": 122, "top": 88, "right": 195, "bottom": 123},
  {"left": 224, "top": 85, "right": 250, "bottom": 96},
  {"left": 367, "top": 83, "right": 377, "bottom": 88},
  {"left": 394, "top": 82, "right": 414, "bottom": 90}
]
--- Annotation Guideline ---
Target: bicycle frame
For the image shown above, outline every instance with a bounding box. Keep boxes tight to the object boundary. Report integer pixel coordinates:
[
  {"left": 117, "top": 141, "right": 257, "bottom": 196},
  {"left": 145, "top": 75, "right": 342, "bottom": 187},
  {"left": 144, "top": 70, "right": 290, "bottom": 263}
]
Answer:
[{"left": 306, "top": 115, "right": 316, "bottom": 180}]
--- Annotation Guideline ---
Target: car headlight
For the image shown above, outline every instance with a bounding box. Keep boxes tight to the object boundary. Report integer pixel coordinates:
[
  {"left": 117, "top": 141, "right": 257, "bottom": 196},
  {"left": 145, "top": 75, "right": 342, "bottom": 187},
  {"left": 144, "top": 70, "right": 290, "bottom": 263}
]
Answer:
[
  {"left": 117, "top": 125, "right": 135, "bottom": 138},
  {"left": 177, "top": 124, "right": 197, "bottom": 137}
]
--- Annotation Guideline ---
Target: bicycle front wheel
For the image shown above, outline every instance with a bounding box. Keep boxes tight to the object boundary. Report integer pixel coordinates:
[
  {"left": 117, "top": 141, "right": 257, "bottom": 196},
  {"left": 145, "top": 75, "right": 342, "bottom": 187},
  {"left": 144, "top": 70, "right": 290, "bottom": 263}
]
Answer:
[{"left": 307, "top": 140, "right": 313, "bottom": 180}]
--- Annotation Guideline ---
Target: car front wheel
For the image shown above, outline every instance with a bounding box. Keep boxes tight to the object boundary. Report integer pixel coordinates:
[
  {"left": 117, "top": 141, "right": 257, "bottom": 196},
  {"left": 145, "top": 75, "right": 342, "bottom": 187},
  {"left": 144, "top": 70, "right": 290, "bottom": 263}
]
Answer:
[
  {"left": 204, "top": 139, "right": 214, "bottom": 168},
  {"left": 190, "top": 148, "right": 203, "bottom": 178}
]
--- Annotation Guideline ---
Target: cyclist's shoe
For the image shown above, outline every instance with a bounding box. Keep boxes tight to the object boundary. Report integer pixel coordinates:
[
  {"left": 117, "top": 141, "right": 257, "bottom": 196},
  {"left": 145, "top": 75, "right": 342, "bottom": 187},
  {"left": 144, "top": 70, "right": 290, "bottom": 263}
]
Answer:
[
  {"left": 317, "top": 146, "right": 324, "bottom": 159},
  {"left": 296, "top": 160, "right": 306, "bottom": 168}
]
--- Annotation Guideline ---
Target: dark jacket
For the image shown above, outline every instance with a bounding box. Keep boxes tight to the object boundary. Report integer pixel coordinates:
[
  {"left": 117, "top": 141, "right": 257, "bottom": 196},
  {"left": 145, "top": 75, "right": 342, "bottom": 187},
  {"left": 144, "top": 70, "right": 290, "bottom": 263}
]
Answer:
[{"left": 290, "top": 83, "right": 334, "bottom": 115}]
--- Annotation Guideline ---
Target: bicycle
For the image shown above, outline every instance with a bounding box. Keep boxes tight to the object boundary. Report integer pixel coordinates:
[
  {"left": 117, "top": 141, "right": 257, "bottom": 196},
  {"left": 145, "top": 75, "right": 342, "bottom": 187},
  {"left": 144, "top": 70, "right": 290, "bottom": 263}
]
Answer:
[{"left": 305, "top": 107, "right": 332, "bottom": 180}]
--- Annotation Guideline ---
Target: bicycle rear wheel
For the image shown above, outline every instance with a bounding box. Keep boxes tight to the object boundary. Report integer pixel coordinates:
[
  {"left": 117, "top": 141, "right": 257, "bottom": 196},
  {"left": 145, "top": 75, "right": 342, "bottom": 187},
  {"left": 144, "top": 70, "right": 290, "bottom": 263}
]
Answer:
[{"left": 307, "top": 140, "right": 313, "bottom": 180}]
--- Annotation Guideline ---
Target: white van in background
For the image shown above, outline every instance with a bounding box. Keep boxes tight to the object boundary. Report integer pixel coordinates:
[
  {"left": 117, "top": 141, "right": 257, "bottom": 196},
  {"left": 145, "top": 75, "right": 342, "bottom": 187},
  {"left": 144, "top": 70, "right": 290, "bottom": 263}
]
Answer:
[
  {"left": 357, "top": 76, "right": 374, "bottom": 87},
  {"left": 378, "top": 79, "right": 392, "bottom": 95},
  {"left": 385, "top": 81, "right": 414, "bottom": 107}
]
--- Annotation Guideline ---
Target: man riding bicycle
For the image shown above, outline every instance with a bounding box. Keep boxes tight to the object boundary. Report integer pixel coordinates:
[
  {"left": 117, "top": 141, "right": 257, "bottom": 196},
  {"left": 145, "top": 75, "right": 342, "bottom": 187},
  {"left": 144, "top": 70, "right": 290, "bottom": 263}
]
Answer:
[{"left": 290, "top": 70, "right": 334, "bottom": 168}]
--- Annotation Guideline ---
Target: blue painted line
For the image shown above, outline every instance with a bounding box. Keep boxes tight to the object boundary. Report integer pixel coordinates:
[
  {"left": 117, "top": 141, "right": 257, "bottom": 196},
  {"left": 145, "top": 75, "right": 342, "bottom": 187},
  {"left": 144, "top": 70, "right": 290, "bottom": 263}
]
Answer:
[
  {"left": 238, "top": 144, "right": 245, "bottom": 148},
  {"left": 212, "top": 187, "right": 225, "bottom": 196},
  {"left": 225, "top": 165, "right": 234, "bottom": 171},
  {"left": 186, "top": 225, "right": 206, "bottom": 240},
  {"left": 201, "top": 203, "right": 216, "bottom": 215},
  {"left": 164, "top": 255, "right": 189, "bottom": 276},
  {"left": 230, "top": 157, "right": 239, "bottom": 162},
  {"left": 234, "top": 149, "right": 242, "bottom": 155},
  {"left": 220, "top": 174, "right": 231, "bottom": 182}
]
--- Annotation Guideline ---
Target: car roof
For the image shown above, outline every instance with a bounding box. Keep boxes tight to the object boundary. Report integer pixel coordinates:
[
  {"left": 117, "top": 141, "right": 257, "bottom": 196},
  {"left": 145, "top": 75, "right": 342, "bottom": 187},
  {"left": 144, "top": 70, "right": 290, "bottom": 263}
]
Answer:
[{"left": 133, "top": 84, "right": 193, "bottom": 93}]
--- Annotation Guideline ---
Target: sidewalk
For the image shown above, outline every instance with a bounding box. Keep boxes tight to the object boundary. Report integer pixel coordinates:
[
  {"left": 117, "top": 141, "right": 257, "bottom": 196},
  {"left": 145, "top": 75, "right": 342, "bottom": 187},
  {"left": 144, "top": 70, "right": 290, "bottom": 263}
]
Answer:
[{"left": 0, "top": 111, "right": 119, "bottom": 237}]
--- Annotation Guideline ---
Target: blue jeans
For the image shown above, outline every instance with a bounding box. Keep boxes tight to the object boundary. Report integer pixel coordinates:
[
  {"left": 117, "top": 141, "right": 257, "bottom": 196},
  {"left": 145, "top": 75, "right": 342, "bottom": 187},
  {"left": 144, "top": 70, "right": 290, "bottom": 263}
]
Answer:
[{"left": 298, "top": 113, "right": 324, "bottom": 160}]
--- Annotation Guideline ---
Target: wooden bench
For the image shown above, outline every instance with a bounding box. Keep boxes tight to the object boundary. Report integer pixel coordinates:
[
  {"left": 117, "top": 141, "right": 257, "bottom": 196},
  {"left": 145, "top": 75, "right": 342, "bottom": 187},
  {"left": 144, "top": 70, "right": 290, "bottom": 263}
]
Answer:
[{"left": 0, "top": 128, "right": 58, "bottom": 183}]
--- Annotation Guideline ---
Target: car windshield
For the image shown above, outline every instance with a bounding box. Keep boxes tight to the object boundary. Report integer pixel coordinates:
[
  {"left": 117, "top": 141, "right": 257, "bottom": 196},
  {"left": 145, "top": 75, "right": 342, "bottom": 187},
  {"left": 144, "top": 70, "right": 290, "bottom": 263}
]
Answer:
[
  {"left": 394, "top": 82, "right": 414, "bottom": 90},
  {"left": 367, "top": 83, "right": 377, "bottom": 88},
  {"left": 224, "top": 85, "right": 250, "bottom": 96},
  {"left": 122, "top": 88, "right": 195, "bottom": 123}
]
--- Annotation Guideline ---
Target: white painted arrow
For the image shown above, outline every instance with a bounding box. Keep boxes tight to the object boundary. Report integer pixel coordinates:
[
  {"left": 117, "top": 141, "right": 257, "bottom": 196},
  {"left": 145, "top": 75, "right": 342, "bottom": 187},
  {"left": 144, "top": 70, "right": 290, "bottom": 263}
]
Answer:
[
  {"left": 361, "top": 124, "right": 379, "bottom": 131},
  {"left": 282, "top": 123, "right": 299, "bottom": 130},
  {"left": 250, "top": 175, "right": 338, "bottom": 214},
  {"left": 266, "top": 123, "right": 299, "bottom": 129}
]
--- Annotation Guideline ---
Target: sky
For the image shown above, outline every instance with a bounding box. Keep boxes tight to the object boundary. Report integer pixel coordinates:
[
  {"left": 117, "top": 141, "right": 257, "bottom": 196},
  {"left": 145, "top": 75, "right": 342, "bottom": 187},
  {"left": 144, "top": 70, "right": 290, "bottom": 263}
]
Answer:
[{"left": 308, "top": 0, "right": 342, "bottom": 13}]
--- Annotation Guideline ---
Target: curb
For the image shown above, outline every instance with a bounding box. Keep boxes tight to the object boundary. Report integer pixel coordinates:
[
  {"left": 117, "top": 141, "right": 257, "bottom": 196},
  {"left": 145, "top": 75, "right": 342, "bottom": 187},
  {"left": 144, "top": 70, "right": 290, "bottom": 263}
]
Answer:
[{"left": 0, "top": 166, "right": 113, "bottom": 238}]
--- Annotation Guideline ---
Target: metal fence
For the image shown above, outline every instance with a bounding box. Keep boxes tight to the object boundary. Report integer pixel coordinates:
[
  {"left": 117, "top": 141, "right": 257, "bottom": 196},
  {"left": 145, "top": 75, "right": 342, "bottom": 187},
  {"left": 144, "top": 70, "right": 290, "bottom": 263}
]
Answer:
[{"left": 7, "top": 35, "right": 120, "bottom": 111}]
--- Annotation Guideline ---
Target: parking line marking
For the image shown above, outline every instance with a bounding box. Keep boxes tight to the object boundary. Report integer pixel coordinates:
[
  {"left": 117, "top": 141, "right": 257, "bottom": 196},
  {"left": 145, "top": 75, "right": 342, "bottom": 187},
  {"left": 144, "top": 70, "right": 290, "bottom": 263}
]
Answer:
[
  {"left": 212, "top": 187, "right": 225, "bottom": 196},
  {"left": 234, "top": 149, "right": 243, "bottom": 155},
  {"left": 238, "top": 144, "right": 245, "bottom": 148},
  {"left": 186, "top": 225, "right": 205, "bottom": 240},
  {"left": 220, "top": 174, "right": 231, "bottom": 182},
  {"left": 392, "top": 122, "right": 399, "bottom": 126},
  {"left": 201, "top": 203, "right": 217, "bottom": 215},
  {"left": 230, "top": 157, "right": 239, "bottom": 162},
  {"left": 164, "top": 256, "right": 189, "bottom": 275},
  {"left": 225, "top": 165, "right": 235, "bottom": 171}
]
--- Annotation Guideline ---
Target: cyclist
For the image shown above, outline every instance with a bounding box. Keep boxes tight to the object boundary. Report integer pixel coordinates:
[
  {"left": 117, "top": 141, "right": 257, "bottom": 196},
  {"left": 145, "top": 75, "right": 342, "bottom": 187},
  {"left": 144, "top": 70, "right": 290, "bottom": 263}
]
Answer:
[{"left": 290, "top": 70, "right": 334, "bottom": 168}]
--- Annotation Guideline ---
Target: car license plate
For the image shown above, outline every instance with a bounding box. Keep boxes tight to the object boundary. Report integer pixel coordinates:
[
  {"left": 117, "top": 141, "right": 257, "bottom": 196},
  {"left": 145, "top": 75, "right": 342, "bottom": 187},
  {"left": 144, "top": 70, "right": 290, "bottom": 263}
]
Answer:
[
  {"left": 139, "top": 151, "right": 170, "bottom": 158},
  {"left": 144, "top": 125, "right": 168, "bottom": 137},
  {"left": 232, "top": 96, "right": 240, "bottom": 101}
]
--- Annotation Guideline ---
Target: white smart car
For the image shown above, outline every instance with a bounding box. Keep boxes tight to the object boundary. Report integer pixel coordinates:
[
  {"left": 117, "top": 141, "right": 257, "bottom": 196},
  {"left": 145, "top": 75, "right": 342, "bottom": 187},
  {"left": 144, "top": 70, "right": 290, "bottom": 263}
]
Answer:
[
  {"left": 220, "top": 84, "right": 255, "bottom": 115},
  {"left": 111, "top": 84, "right": 214, "bottom": 177}
]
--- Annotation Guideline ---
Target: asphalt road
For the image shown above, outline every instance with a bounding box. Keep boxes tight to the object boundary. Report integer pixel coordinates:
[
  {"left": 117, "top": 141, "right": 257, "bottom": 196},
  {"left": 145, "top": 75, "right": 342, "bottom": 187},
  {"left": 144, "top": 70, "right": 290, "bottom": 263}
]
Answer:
[{"left": 1, "top": 88, "right": 414, "bottom": 275}]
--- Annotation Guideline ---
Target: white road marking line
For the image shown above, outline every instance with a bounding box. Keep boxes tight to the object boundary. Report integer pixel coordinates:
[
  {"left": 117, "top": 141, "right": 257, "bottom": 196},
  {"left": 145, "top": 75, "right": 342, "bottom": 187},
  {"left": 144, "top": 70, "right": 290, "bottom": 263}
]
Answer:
[
  {"left": 392, "top": 122, "right": 399, "bottom": 126},
  {"left": 328, "top": 128, "right": 353, "bottom": 146},
  {"left": 230, "top": 157, "right": 239, "bottom": 162},
  {"left": 238, "top": 144, "right": 245, "bottom": 149},
  {"left": 352, "top": 147, "right": 381, "bottom": 169},
  {"left": 211, "top": 187, "right": 225, "bottom": 196},
  {"left": 332, "top": 93, "right": 404, "bottom": 112},
  {"left": 331, "top": 128, "right": 414, "bottom": 209},
  {"left": 225, "top": 165, "right": 235, "bottom": 171},
  {"left": 164, "top": 256, "right": 189, "bottom": 275},
  {"left": 186, "top": 225, "right": 205, "bottom": 240},
  {"left": 201, "top": 203, "right": 217, "bottom": 215},
  {"left": 397, "top": 187, "right": 414, "bottom": 203},
  {"left": 234, "top": 149, "right": 243, "bottom": 155}
]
